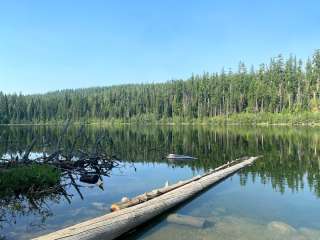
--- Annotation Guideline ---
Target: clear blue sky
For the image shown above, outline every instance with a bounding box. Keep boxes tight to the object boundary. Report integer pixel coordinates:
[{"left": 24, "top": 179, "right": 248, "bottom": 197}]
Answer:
[{"left": 0, "top": 0, "right": 319, "bottom": 94}]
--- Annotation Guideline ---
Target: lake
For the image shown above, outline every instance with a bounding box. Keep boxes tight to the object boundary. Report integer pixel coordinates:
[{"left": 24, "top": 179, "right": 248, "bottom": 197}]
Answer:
[{"left": 1, "top": 125, "right": 320, "bottom": 240}]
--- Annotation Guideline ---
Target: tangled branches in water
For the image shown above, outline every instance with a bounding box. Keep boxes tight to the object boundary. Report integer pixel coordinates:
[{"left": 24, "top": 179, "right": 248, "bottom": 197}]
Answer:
[
  {"left": 0, "top": 121, "right": 119, "bottom": 228},
  {"left": 1, "top": 121, "right": 119, "bottom": 181}
]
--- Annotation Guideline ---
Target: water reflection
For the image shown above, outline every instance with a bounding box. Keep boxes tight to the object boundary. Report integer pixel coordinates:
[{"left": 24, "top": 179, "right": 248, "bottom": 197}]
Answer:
[
  {"left": 0, "top": 125, "right": 320, "bottom": 239},
  {"left": 1, "top": 126, "right": 320, "bottom": 195},
  {"left": 128, "top": 173, "right": 320, "bottom": 240}
]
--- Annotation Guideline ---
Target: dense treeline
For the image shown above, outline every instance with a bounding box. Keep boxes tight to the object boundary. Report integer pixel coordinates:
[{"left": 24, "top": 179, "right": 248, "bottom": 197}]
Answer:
[{"left": 1, "top": 50, "right": 320, "bottom": 123}]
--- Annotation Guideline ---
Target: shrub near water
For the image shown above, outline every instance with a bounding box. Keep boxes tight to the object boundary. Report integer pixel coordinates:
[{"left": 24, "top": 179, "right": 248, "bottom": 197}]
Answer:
[{"left": 0, "top": 164, "right": 61, "bottom": 198}]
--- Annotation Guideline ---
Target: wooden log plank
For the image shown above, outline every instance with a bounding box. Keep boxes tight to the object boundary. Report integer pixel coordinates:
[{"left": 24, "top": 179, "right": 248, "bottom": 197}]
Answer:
[
  {"left": 33, "top": 156, "right": 260, "bottom": 240},
  {"left": 110, "top": 156, "right": 251, "bottom": 211}
]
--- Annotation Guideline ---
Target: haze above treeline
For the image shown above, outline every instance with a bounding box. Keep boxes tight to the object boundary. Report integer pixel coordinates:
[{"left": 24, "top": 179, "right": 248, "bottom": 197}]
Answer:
[{"left": 1, "top": 50, "right": 320, "bottom": 124}]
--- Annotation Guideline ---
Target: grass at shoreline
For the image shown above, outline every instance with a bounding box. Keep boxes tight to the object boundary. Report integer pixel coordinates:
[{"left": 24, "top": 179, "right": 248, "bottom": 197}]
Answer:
[
  {"left": 0, "top": 164, "right": 61, "bottom": 198},
  {"left": 2, "top": 112, "right": 320, "bottom": 126}
]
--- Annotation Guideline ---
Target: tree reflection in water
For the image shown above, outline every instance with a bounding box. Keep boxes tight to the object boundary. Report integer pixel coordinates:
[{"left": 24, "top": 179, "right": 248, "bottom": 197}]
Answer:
[{"left": 1, "top": 125, "right": 320, "bottom": 239}]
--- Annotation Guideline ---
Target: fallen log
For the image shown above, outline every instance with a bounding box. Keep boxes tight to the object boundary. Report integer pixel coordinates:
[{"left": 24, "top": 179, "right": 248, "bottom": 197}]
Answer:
[
  {"left": 110, "top": 156, "right": 250, "bottom": 211},
  {"left": 33, "top": 156, "right": 261, "bottom": 240},
  {"left": 110, "top": 176, "right": 201, "bottom": 211},
  {"left": 166, "top": 214, "right": 207, "bottom": 228}
]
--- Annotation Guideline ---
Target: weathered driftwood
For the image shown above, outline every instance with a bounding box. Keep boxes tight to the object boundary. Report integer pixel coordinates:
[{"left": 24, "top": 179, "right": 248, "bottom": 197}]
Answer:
[
  {"left": 33, "top": 156, "right": 260, "bottom": 240},
  {"left": 111, "top": 156, "right": 249, "bottom": 211},
  {"left": 166, "top": 214, "right": 207, "bottom": 228},
  {"left": 111, "top": 176, "right": 201, "bottom": 211}
]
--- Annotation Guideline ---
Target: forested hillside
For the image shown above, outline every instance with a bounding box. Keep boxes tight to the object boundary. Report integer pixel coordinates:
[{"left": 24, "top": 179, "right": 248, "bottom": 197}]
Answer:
[{"left": 1, "top": 50, "right": 320, "bottom": 124}]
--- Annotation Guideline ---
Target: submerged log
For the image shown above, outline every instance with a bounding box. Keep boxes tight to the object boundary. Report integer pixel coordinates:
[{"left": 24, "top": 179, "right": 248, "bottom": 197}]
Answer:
[
  {"left": 166, "top": 214, "right": 207, "bottom": 228},
  {"left": 33, "top": 156, "right": 261, "bottom": 240}
]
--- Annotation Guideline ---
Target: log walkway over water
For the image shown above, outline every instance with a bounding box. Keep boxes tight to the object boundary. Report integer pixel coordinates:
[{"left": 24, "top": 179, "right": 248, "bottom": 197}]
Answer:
[{"left": 34, "top": 156, "right": 261, "bottom": 240}]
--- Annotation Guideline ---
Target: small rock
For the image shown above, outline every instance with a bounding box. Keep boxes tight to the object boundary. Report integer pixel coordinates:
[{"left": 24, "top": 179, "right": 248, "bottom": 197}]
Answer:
[
  {"left": 121, "top": 197, "right": 129, "bottom": 203},
  {"left": 267, "top": 221, "right": 296, "bottom": 235}
]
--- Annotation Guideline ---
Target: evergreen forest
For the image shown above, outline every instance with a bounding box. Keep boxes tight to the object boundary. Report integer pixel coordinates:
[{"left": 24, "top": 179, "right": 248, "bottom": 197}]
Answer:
[{"left": 1, "top": 50, "right": 320, "bottom": 124}]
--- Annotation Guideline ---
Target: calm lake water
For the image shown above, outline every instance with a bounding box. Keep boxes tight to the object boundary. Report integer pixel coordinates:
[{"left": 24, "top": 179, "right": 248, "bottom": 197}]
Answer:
[{"left": 1, "top": 125, "right": 320, "bottom": 239}]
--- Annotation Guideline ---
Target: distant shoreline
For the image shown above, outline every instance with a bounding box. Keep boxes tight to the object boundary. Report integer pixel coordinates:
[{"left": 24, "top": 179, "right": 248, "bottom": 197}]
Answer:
[{"left": 2, "top": 112, "right": 320, "bottom": 127}]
